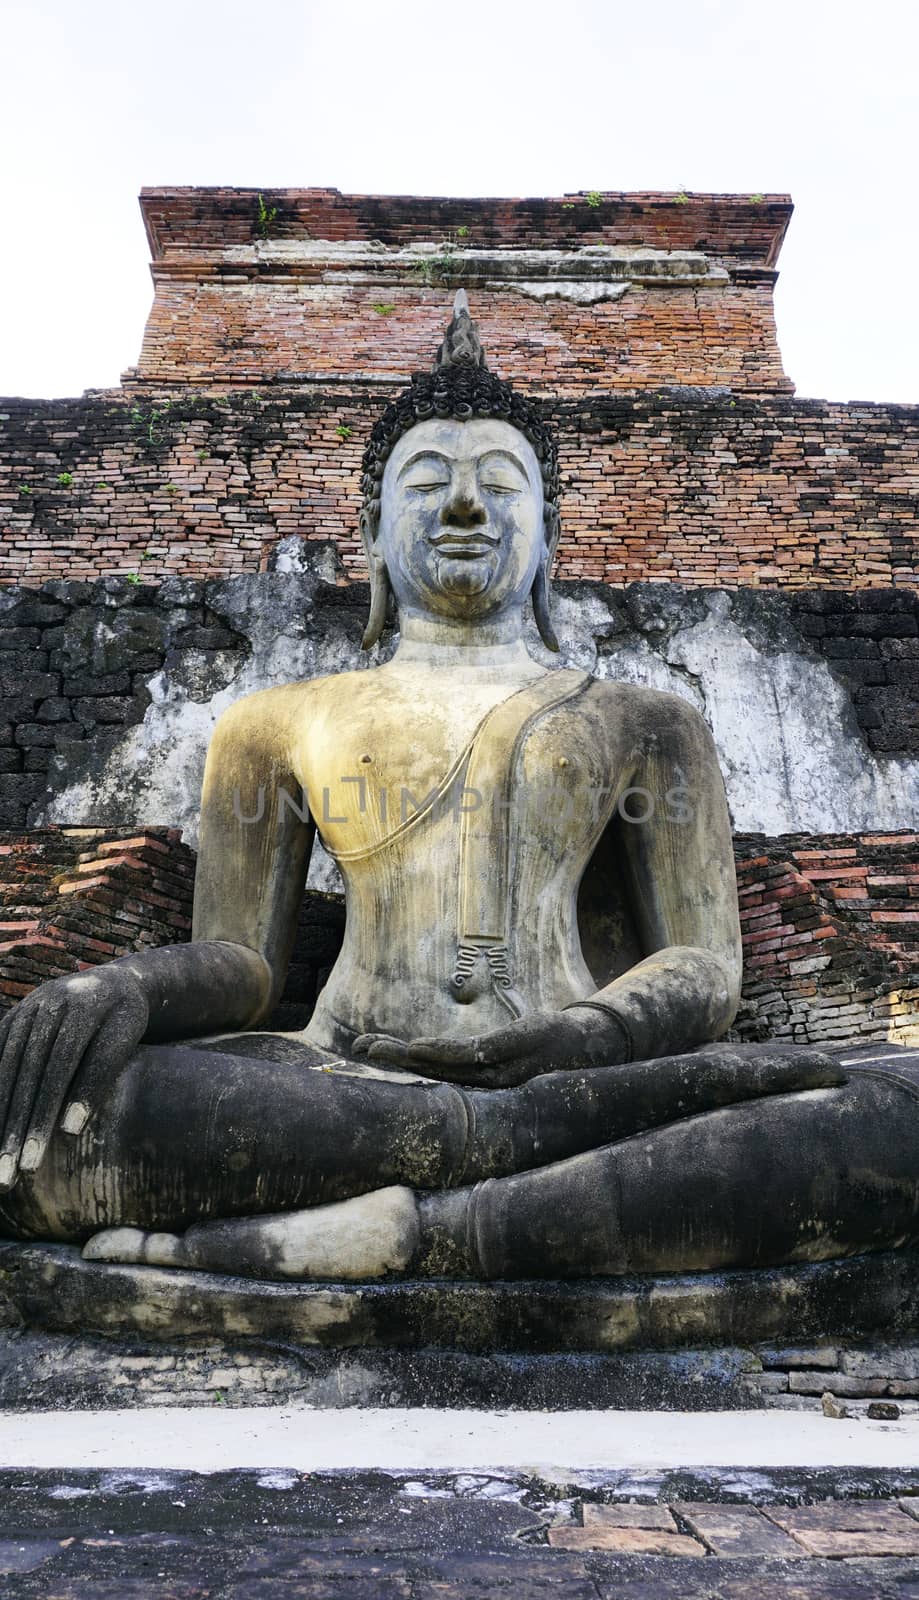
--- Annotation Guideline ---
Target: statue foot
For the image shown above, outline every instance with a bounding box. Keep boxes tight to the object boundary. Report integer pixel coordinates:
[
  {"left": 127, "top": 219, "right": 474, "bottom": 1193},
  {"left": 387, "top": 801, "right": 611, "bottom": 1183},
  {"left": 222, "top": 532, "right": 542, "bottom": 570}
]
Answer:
[
  {"left": 82, "top": 1228, "right": 185, "bottom": 1268},
  {"left": 81, "top": 1185, "right": 421, "bottom": 1282}
]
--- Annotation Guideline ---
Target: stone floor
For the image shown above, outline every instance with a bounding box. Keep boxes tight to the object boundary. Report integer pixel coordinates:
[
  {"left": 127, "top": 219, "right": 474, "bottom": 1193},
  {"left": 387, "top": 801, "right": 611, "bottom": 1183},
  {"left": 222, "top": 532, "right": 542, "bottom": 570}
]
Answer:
[
  {"left": 5, "top": 1468, "right": 919, "bottom": 1596},
  {"left": 5, "top": 1040, "right": 919, "bottom": 1593}
]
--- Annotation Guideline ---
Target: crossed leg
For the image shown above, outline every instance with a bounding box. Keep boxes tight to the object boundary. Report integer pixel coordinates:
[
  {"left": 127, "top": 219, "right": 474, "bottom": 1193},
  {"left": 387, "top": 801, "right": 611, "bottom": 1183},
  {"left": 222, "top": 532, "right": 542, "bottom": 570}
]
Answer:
[
  {"left": 79, "top": 1061, "right": 919, "bottom": 1282},
  {"left": 5, "top": 1035, "right": 900, "bottom": 1281}
]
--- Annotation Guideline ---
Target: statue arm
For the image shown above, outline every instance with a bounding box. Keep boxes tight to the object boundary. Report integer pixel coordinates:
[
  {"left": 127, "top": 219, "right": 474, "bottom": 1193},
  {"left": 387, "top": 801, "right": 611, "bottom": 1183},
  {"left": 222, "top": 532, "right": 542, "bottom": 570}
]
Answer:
[
  {"left": 91, "top": 687, "right": 315, "bottom": 1044},
  {"left": 176, "top": 686, "right": 315, "bottom": 1033},
  {"left": 42, "top": 686, "right": 312, "bottom": 1048},
  {"left": 568, "top": 697, "right": 742, "bottom": 1062},
  {"left": 0, "top": 689, "right": 314, "bottom": 1190}
]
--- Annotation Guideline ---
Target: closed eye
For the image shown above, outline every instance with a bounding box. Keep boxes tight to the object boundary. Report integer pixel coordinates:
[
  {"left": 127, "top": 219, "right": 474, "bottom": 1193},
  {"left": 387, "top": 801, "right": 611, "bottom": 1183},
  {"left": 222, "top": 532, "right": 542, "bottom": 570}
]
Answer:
[
  {"left": 480, "top": 481, "right": 520, "bottom": 494},
  {"left": 406, "top": 480, "right": 450, "bottom": 492}
]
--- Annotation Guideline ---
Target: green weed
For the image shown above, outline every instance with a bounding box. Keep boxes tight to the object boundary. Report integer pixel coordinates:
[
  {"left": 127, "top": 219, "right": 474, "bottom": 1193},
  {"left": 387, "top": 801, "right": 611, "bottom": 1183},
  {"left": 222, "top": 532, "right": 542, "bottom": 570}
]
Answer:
[{"left": 255, "top": 193, "right": 278, "bottom": 240}]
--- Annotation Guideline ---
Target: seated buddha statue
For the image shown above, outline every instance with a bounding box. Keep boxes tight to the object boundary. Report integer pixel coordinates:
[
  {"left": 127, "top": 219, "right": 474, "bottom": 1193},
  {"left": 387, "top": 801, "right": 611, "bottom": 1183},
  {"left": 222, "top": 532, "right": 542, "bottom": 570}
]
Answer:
[{"left": 0, "top": 294, "right": 917, "bottom": 1285}]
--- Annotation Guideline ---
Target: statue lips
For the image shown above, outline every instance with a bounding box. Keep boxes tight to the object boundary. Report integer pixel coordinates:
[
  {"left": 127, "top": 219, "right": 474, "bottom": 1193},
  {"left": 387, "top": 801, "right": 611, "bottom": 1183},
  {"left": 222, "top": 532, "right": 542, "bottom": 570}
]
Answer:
[
  {"left": 428, "top": 530, "right": 500, "bottom": 559},
  {"left": 428, "top": 529, "right": 500, "bottom": 596},
  {"left": 425, "top": 528, "right": 499, "bottom": 598}
]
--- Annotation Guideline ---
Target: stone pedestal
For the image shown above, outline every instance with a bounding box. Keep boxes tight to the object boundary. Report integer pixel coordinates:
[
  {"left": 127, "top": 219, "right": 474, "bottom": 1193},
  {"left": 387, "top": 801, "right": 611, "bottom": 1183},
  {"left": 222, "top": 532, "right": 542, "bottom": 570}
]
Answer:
[{"left": 4, "top": 1244, "right": 919, "bottom": 1413}]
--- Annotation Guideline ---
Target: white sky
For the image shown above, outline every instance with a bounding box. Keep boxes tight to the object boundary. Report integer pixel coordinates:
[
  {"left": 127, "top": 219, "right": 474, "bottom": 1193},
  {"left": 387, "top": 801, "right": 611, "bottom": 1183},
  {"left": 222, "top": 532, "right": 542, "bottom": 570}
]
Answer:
[{"left": 1, "top": 0, "right": 916, "bottom": 404}]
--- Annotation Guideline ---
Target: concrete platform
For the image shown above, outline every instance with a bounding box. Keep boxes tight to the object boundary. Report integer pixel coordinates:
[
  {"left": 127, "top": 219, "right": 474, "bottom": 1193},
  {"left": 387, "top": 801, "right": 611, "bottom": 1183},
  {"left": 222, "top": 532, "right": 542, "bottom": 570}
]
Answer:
[{"left": 4, "top": 1404, "right": 919, "bottom": 1474}]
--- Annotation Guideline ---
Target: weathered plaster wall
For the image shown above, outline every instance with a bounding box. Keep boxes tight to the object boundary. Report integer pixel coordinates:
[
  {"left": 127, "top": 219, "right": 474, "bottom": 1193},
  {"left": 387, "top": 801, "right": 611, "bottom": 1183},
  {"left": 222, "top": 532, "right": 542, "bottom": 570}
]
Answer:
[
  {"left": 0, "top": 552, "right": 911, "bottom": 848},
  {"left": 2, "top": 392, "right": 917, "bottom": 588}
]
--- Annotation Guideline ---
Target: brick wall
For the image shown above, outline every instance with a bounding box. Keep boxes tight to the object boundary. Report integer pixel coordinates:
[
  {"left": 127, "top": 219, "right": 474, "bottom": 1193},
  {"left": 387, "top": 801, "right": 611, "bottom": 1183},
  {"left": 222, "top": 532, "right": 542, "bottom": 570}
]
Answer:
[
  {"left": 0, "top": 830, "right": 194, "bottom": 1005},
  {"left": 135, "top": 281, "right": 789, "bottom": 396},
  {"left": 1, "top": 828, "right": 915, "bottom": 1050},
  {"left": 2, "top": 392, "right": 917, "bottom": 588},
  {"left": 734, "top": 833, "right": 919, "bottom": 1047},
  {"left": 141, "top": 188, "right": 792, "bottom": 262},
  {"left": 132, "top": 187, "right": 792, "bottom": 395},
  {"left": 0, "top": 829, "right": 338, "bottom": 1027}
]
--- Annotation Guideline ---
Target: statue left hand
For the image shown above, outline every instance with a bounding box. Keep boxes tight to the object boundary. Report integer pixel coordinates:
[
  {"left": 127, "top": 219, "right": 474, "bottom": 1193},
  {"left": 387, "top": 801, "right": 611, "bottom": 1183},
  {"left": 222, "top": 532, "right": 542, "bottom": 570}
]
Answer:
[{"left": 354, "top": 1008, "right": 623, "bottom": 1087}]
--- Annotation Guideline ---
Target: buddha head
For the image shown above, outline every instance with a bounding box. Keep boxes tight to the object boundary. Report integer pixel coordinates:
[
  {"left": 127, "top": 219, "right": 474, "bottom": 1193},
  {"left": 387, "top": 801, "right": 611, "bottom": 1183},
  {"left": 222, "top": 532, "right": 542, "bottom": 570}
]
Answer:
[{"left": 359, "top": 292, "right": 561, "bottom": 650}]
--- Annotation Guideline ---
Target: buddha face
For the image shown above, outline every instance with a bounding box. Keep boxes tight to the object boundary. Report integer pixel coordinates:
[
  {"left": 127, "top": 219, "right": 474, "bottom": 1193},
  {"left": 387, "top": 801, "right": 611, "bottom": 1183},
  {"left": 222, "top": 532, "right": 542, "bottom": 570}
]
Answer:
[{"left": 377, "top": 418, "right": 545, "bottom": 621}]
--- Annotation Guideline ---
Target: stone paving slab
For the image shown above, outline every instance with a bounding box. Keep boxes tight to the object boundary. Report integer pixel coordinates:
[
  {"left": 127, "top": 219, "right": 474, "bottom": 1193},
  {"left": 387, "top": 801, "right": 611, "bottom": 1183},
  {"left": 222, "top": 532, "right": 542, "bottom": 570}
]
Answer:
[
  {"left": 763, "top": 1497, "right": 919, "bottom": 1557},
  {"left": 5, "top": 1472, "right": 919, "bottom": 1596},
  {"left": 582, "top": 1502, "right": 677, "bottom": 1528},
  {"left": 675, "top": 1502, "right": 805, "bottom": 1558},
  {"left": 549, "top": 1522, "right": 706, "bottom": 1555}
]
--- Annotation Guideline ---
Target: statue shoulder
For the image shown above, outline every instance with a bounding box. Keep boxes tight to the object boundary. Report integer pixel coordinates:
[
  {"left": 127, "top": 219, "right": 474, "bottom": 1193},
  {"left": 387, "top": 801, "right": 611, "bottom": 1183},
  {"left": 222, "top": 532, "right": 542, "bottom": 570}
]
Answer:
[
  {"left": 588, "top": 678, "right": 717, "bottom": 751},
  {"left": 211, "top": 669, "right": 373, "bottom": 743},
  {"left": 211, "top": 680, "right": 319, "bottom": 746}
]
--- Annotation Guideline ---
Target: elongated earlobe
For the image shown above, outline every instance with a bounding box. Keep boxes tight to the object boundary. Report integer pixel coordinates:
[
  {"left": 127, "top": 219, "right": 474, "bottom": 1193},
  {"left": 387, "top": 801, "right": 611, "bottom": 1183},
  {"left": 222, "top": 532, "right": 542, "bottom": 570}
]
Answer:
[
  {"left": 532, "top": 557, "right": 559, "bottom": 653},
  {"left": 362, "top": 551, "right": 392, "bottom": 650},
  {"left": 359, "top": 505, "right": 392, "bottom": 651}
]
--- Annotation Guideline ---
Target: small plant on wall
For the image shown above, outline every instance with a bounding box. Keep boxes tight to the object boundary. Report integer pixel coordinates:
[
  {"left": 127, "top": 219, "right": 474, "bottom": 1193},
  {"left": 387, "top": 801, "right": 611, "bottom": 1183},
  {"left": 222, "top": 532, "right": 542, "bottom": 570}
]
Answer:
[
  {"left": 255, "top": 193, "right": 278, "bottom": 240},
  {"left": 129, "top": 402, "right": 171, "bottom": 446}
]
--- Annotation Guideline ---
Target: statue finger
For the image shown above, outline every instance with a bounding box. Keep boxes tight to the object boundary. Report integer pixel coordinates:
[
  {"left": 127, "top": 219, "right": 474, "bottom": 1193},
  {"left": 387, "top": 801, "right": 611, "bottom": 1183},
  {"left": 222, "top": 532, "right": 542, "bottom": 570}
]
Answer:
[
  {"left": 353, "top": 1033, "right": 405, "bottom": 1057},
  {"left": 0, "top": 1001, "right": 66, "bottom": 1191},
  {"left": 0, "top": 1005, "right": 20, "bottom": 1121},
  {"left": 16, "top": 1008, "right": 104, "bottom": 1173},
  {"left": 410, "top": 1024, "right": 535, "bottom": 1066},
  {"left": 689, "top": 1045, "right": 846, "bottom": 1101},
  {"left": 0, "top": 1006, "right": 15, "bottom": 1064},
  {"left": 473, "top": 1055, "right": 547, "bottom": 1088},
  {"left": 365, "top": 1039, "right": 414, "bottom": 1066},
  {"left": 58, "top": 998, "right": 147, "bottom": 1137},
  {"left": 717, "top": 1046, "right": 846, "bottom": 1095},
  {"left": 779, "top": 1049, "right": 846, "bottom": 1090},
  {"left": 407, "top": 1037, "right": 482, "bottom": 1066}
]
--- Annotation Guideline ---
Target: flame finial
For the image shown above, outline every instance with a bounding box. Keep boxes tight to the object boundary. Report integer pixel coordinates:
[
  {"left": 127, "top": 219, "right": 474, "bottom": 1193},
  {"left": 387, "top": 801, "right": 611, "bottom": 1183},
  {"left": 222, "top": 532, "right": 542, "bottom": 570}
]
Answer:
[{"left": 433, "top": 288, "right": 487, "bottom": 371}]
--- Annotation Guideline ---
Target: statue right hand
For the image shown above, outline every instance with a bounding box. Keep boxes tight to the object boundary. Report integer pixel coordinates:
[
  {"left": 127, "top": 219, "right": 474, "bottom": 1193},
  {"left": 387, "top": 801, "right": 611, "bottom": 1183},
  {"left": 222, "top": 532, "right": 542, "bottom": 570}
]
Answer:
[{"left": 0, "top": 965, "right": 150, "bottom": 1194}]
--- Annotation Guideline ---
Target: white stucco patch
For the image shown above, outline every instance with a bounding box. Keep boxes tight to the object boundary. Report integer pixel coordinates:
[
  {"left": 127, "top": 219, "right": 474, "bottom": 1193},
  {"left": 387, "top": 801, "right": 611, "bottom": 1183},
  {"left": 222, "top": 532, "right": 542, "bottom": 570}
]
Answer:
[
  {"left": 596, "top": 598, "right": 919, "bottom": 833},
  {"left": 501, "top": 281, "right": 631, "bottom": 306},
  {"left": 35, "top": 576, "right": 919, "bottom": 844}
]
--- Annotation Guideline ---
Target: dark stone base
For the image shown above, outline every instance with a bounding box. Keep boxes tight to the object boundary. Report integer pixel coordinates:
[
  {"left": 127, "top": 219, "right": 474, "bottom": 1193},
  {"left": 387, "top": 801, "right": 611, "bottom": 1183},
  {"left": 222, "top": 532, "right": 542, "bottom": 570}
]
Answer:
[
  {"left": 0, "top": 1327, "right": 768, "bottom": 1411},
  {"left": 4, "top": 1243, "right": 919, "bottom": 1353},
  {"left": 4, "top": 1245, "right": 919, "bottom": 1416}
]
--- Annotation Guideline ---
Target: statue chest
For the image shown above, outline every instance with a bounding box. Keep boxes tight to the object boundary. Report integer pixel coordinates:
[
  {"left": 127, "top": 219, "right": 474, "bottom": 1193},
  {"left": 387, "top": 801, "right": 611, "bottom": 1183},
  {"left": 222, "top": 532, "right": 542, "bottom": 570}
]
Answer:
[{"left": 299, "top": 678, "right": 625, "bottom": 871}]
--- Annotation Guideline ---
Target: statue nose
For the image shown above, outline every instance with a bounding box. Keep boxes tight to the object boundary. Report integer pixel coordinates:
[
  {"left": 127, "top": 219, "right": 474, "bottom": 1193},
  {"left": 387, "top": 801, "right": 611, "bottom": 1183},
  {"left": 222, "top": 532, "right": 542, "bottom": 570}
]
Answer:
[{"left": 440, "top": 477, "right": 486, "bottom": 528}]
